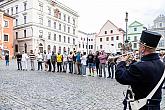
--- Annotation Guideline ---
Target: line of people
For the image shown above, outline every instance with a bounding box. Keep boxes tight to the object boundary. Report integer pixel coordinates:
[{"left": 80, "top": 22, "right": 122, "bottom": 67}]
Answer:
[{"left": 15, "top": 50, "right": 117, "bottom": 78}]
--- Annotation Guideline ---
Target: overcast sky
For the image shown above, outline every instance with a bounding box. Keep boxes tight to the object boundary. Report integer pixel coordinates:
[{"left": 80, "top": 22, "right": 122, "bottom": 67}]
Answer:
[{"left": 60, "top": 0, "right": 165, "bottom": 33}]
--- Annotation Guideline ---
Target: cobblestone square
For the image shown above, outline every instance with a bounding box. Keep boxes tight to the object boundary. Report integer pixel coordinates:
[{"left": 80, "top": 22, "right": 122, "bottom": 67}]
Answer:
[{"left": 0, "top": 60, "right": 164, "bottom": 110}]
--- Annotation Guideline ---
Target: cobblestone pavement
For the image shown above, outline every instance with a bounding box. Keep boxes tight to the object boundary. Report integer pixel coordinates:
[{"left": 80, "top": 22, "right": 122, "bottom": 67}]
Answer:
[{"left": 0, "top": 60, "right": 164, "bottom": 110}]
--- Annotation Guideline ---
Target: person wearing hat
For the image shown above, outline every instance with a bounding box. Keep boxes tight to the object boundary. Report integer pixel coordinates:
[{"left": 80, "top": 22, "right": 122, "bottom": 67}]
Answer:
[{"left": 115, "top": 30, "right": 165, "bottom": 110}]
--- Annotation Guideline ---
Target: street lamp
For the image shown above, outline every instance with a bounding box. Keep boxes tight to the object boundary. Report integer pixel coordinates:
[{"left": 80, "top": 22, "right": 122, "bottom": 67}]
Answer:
[{"left": 125, "top": 12, "right": 128, "bottom": 43}]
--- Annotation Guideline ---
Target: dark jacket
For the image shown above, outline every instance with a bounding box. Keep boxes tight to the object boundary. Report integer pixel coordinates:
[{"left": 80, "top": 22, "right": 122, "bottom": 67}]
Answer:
[
  {"left": 115, "top": 53, "right": 164, "bottom": 109},
  {"left": 16, "top": 54, "right": 22, "bottom": 61}
]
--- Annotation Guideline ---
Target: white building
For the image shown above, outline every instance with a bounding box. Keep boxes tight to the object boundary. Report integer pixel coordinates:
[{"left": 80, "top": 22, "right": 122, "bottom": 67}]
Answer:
[
  {"left": 149, "top": 14, "right": 165, "bottom": 51},
  {"left": 96, "top": 20, "right": 124, "bottom": 54},
  {"left": 0, "top": 0, "right": 79, "bottom": 54},
  {"left": 77, "top": 31, "right": 96, "bottom": 54}
]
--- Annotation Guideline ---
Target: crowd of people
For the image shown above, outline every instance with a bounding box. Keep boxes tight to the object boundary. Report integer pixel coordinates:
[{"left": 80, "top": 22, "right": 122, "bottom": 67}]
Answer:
[{"left": 13, "top": 50, "right": 120, "bottom": 78}]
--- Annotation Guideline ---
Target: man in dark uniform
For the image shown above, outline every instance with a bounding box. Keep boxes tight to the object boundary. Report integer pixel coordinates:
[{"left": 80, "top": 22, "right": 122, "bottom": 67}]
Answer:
[{"left": 115, "top": 30, "right": 165, "bottom": 110}]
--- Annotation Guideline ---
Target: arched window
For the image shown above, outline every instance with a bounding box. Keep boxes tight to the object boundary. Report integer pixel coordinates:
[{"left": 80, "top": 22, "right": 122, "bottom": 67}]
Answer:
[
  {"left": 53, "top": 45, "right": 56, "bottom": 53},
  {"left": 68, "top": 47, "right": 70, "bottom": 54},
  {"left": 58, "top": 46, "right": 61, "bottom": 54},
  {"left": 24, "top": 43, "right": 27, "bottom": 53},
  {"left": 48, "top": 45, "right": 51, "bottom": 52},
  {"left": 39, "top": 43, "right": 43, "bottom": 53},
  {"left": 63, "top": 47, "right": 66, "bottom": 52}
]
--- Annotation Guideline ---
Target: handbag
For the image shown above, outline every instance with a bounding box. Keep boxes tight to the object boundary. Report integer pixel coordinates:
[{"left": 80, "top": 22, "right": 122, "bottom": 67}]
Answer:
[{"left": 128, "top": 70, "right": 165, "bottom": 110}]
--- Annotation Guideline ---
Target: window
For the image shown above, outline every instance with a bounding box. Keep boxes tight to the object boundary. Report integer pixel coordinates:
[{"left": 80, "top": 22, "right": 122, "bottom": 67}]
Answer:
[
  {"left": 59, "top": 46, "right": 61, "bottom": 54},
  {"left": 4, "top": 21, "right": 8, "bottom": 27},
  {"left": 68, "top": 27, "right": 70, "bottom": 33},
  {"left": 15, "top": 45, "right": 18, "bottom": 52},
  {"left": 73, "top": 38, "right": 75, "bottom": 45},
  {"left": 24, "top": 15, "right": 26, "bottom": 24},
  {"left": 24, "top": 2, "right": 27, "bottom": 11},
  {"left": 79, "top": 44, "right": 81, "bottom": 48},
  {"left": 39, "top": 30, "right": 43, "bottom": 38},
  {"left": 100, "top": 45, "right": 102, "bottom": 49},
  {"left": 111, "top": 37, "right": 114, "bottom": 41},
  {"left": 54, "top": 22, "right": 56, "bottom": 29},
  {"left": 73, "top": 28, "right": 75, "bottom": 35},
  {"left": 134, "top": 36, "right": 137, "bottom": 41},
  {"left": 24, "top": 30, "right": 26, "bottom": 38},
  {"left": 16, "top": 19, "right": 18, "bottom": 26},
  {"left": 133, "top": 43, "right": 137, "bottom": 48},
  {"left": 83, "top": 44, "right": 84, "bottom": 48},
  {"left": 91, "top": 39, "right": 93, "bottom": 41},
  {"left": 39, "top": 17, "right": 43, "bottom": 25},
  {"left": 73, "top": 19, "right": 75, "bottom": 25},
  {"left": 16, "top": 32, "right": 18, "bottom": 39},
  {"left": 68, "top": 16, "right": 70, "bottom": 23},
  {"left": 100, "top": 38, "right": 102, "bottom": 42},
  {"left": 89, "top": 45, "right": 90, "bottom": 49},
  {"left": 11, "top": 7, "right": 13, "bottom": 15},
  {"left": 64, "top": 36, "right": 66, "bottom": 42},
  {"left": 86, "top": 45, "right": 87, "bottom": 49},
  {"left": 16, "top": 6, "right": 18, "bottom": 14},
  {"left": 54, "top": 34, "right": 56, "bottom": 41},
  {"left": 64, "top": 25, "right": 66, "bottom": 32},
  {"left": 128, "top": 36, "right": 130, "bottom": 40},
  {"left": 105, "top": 31, "right": 107, "bottom": 34},
  {"left": 48, "top": 19, "right": 51, "bottom": 27},
  {"left": 91, "top": 45, "right": 93, "bottom": 49},
  {"left": 116, "top": 36, "right": 119, "bottom": 40},
  {"left": 7, "top": 9, "right": 9, "bottom": 14},
  {"left": 53, "top": 45, "right": 56, "bottom": 53},
  {"left": 4, "top": 34, "right": 9, "bottom": 41},
  {"left": 68, "top": 37, "right": 70, "bottom": 43},
  {"left": 39, "top": 2, "right": 43, "bottom": 11},
  {"left": 48, "top": 7, "right": 51, "bottom": 15},
  {"left": 110, "top": 30, "right": 113, "bottom": 33},
  {"left": 111, "top": 44, "right": 114, "bottom": 46},
  {"left": 59, "top": 35, "right": 61, "bottom": 42},
  {"left": 24, "top": 43, "right": 27, "bottom": 53},
  {"left": 64, "top": 14, "right": 66, "bottom": 21},
  {"left": 59, "top": 24, "right": 61, "bottom": 30},
  {"left": 59, "top": 13, "right": 61, "bottom": 19},
  {"left": 48, "top": 32, "right": 51, "bottom": 40},
  {"left": 106, "top": 37, "right": 109, "bottom": 41},
  {"left": 160, "top": 23, "right": 162, "bottom": 27},
  {"left": 134, "top": 28, "right": 137, "bottom": 31}
]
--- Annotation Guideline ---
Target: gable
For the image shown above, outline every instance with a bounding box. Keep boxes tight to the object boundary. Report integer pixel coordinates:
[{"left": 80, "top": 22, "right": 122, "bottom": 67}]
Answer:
[{"left": 129, "top": 21, "right": 143, "bottom": 27}]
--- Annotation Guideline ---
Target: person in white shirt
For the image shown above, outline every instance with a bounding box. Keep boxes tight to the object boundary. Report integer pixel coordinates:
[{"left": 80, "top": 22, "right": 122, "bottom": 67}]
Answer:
[
  {"left": 81, "top": 52, "right": 87, "bottom": 76},
  {"left": 37, "top": 52, "right": 43, "bottom": 70},
  {"left": 47, "top": 51, "right": 52, "bottom": 72},
  {"left": 63, "top": 50, "right": 68, "bottom": 73},
  {"left": 21, "top": 51, "right": 29, "bottom": 71}
]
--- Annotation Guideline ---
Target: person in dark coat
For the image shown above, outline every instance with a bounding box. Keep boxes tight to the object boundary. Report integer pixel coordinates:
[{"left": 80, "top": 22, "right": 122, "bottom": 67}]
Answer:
[
  {"left": 115, "top": 30, "right": 165, "bottom": 110},
  {"left": 5, "top": 53, "right": 9, "bottom": 66},
  {"left": 16, "top": 52, "right": 22, "bottom": 70},
  {"left": 94, "top": 51, "right": 100, "bottom": 76}
]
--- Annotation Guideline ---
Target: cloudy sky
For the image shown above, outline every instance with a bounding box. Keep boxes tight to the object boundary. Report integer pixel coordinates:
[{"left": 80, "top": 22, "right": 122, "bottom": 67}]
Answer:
[{"left": 60, "top": 0, "right": 164, "bottom": 33}]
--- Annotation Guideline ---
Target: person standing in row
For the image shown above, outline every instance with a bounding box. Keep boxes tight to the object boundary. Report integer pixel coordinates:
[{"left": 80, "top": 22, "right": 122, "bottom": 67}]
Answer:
[
  {"left": 16, "top": 52, "right": 22, "bottom": 70},
  {"left": 98, "top": 51, "right": 107, "bottom": 78},
  {"left": 87, "top": 51, "right": 95, "bottom": 76},
  {"left": 63, "top": 50, "right": 68, "bottom": 73},
  {"left": 68, "top": 52, "right": 73, "bottom": 73},
  {"left": 43, "top": 50, "right": 48, "bottom": 71},
  {"left": 76, "top": 51, "right": 81, "bottom": 75},
  {"left": 107, "top": 54, "right": 116, "bottom": 79},
  {"left": 57, "top": 52, "right": 63, "bottom": 72},
  {"left": 37, "top": 52, "right": 43, "bottom": 71},
  {"left": 51, "top": 51, "right": 56, "bottom": 72},
  {"left": 73, "top": 51, "right": 77, "bottom": 74},
  {"left": 95, "top": 51, "right": 100, "bottom": 77},
  {"left": 29, "top": 50, "right": 36, "bottom": 71},
  {"left": 22, "top": 51, "right": 28, "bottom": 71},
  {"left": 5, "top": 53, "right": 9, "bottom": 66},
  {"left": 47, "top": 51, "right": 52, "bottom": 72},
  {"left": 81, "top": 52, "right": 87, "bottom": 76}
]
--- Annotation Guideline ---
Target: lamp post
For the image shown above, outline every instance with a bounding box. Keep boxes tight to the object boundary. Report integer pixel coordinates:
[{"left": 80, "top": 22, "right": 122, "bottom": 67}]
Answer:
[{"left": 125, "top": 12, "right": 128, "bottom": 43}]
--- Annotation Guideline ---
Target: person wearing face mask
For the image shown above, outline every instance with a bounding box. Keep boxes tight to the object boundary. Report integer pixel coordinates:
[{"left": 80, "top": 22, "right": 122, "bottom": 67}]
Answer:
[{"left": 115, "top": 30, "right": 165, "bottom": 110}]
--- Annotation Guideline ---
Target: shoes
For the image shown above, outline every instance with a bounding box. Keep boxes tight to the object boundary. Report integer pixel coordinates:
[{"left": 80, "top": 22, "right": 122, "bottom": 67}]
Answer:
[
  {"left": 88, "top": 74, "right": 91, "bottom": 76},
  {"left": 107, "top": 76, "right": 111, "bottom": 78}
]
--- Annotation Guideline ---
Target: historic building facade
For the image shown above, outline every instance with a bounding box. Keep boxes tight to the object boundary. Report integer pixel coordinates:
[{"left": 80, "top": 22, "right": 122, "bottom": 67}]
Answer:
[
  {"left": 127, "top": 21, "right": 146, "bottom": 51},
  {"left": 148, "top": 14, "right": 165, "bottom": 51},
  {"left": 96, "top": 20, "right": 124, "bottom": 54},
  {"left": 77, "top": 31, "right": 96, "bottom": 54},
  {"left": 0, "top": 10, "right": 14, "bottom": 58},
  {"left": 0, "top": 0, "right": 79, "bottom": 55}
]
